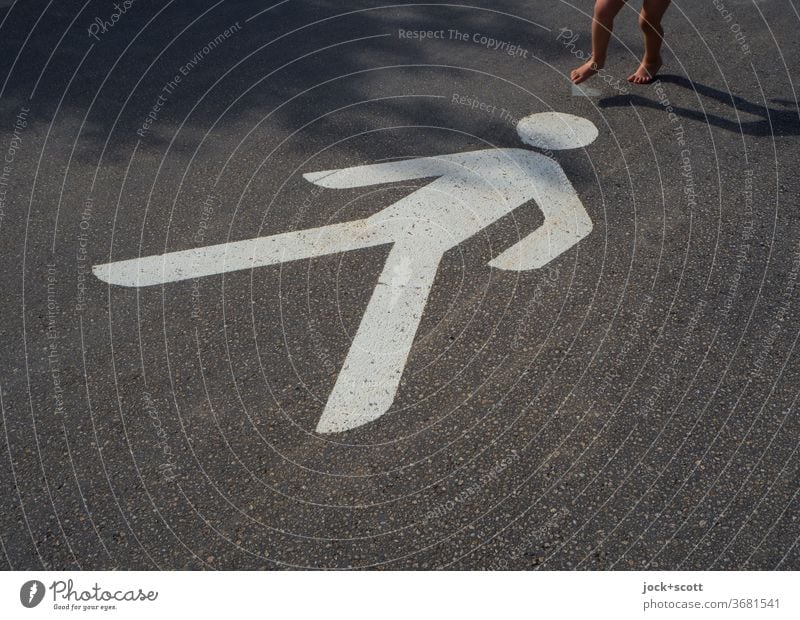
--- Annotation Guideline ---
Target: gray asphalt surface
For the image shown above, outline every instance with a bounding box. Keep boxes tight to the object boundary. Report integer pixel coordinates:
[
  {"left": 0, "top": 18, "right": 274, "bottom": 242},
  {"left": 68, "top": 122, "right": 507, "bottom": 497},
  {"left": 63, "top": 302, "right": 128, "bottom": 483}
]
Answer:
[{"left": 0, "top": 0, "right": 798, "bottom": 570}]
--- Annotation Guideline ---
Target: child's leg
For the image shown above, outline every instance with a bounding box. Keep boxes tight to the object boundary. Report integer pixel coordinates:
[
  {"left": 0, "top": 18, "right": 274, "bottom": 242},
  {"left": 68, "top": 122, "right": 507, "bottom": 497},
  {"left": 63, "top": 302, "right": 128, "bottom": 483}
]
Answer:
[
  {"left": 628, "top": 0, "right": 671, "bottom": 84},
  {"left": 571, "top": 0, "right": 627, "bottom": 84}
]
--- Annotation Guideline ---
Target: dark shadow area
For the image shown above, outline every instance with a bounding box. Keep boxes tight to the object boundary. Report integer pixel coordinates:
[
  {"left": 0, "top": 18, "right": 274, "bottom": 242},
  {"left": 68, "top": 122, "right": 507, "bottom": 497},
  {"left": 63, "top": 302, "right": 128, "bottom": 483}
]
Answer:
[
  {"left": 0, "top": 0, "right": 575, "bottom": 159},
  {"left": 599, "top": 73, "right": 800, "bottom": 136}
]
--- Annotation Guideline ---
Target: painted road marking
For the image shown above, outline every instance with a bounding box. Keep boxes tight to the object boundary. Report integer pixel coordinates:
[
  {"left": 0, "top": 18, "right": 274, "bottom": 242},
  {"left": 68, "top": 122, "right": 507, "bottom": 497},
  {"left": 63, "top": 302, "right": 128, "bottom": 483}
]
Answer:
[
  {"left": 571, "top": 83, "right": 602, "bottom": 98},
  {"left": 94, "top": 112, "right": 598, "bottom": 433}
]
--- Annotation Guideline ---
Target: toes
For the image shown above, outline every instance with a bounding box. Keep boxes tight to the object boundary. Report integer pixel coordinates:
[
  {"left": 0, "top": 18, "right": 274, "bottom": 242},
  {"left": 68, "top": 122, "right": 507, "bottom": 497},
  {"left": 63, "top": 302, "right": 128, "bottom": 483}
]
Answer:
[{"left": 628, "top": 71, "right": 651, "bottom": 85}]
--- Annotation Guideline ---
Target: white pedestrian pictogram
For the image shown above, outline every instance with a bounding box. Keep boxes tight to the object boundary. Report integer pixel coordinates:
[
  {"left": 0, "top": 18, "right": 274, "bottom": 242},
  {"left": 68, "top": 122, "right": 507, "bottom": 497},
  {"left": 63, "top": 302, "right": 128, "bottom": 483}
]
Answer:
[{"left": 93, "top": 112, "right": 598, "bottom": 433}]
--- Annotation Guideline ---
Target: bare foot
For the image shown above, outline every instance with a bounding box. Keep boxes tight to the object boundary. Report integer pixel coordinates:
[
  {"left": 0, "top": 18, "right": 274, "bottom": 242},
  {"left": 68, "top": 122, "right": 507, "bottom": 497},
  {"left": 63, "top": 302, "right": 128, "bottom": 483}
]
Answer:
[
  {"left": 571, "top": 59, "right": 601, "bottom": 85},
  {"left": 627, "top": 58, "right": 662, "bottom": 84}
]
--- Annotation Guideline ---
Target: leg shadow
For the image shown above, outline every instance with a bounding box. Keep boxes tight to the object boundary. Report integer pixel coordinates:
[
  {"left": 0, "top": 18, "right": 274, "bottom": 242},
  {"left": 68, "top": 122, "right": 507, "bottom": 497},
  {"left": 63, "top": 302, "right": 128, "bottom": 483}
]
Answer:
[{"left": 599, "top": 74, "right": 800, "bottom": 137}]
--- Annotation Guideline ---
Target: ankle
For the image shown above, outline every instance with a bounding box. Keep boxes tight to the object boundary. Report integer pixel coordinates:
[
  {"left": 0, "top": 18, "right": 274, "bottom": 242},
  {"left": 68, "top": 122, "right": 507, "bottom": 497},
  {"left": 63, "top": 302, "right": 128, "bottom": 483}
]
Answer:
[{"left": 589, "top": 56, "right": 606, "bottom": 69}]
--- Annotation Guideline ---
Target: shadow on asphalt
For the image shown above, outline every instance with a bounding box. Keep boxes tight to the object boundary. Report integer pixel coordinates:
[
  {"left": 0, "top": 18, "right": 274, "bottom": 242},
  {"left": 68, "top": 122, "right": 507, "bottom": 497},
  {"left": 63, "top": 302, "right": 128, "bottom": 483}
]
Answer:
[
  {"left": 598, "top": 73, "right": 800, "bottom": 137},
  {"left": 0, "top": 0, "right": 568, "bottom": 160}
]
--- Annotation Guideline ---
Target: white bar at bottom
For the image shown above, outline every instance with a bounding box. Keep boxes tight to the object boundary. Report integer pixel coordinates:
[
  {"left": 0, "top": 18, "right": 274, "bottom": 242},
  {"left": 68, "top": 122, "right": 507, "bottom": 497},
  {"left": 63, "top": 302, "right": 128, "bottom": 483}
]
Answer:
[{"left": 0, "top": 570, "right": 796, "bottom": 619}]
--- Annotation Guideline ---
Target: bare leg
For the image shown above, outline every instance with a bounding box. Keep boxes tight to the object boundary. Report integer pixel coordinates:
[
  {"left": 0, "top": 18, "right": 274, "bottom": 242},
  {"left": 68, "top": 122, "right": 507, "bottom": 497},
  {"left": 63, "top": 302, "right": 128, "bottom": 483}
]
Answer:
[
  {"left": 628, "top": 0, "right": 671, "bottom": 84},
  {"left": 571, "top": 0, "right": 627, "bottom": 84}
]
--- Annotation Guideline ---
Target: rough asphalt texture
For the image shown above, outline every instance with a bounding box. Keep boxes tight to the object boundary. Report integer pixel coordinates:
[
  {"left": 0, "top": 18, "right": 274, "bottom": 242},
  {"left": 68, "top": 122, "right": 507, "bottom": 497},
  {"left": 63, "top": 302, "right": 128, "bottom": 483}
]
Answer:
[{"left": 0, "top": 0, "right": 798, "bottom": 570}]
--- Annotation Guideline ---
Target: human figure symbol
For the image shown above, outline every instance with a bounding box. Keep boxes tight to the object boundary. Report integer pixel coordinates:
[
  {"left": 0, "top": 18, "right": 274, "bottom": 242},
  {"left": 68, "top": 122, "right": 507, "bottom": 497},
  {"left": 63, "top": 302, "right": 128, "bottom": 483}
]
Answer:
[{"left": 94, "top": 112, "right": 599, "bottom": 433}]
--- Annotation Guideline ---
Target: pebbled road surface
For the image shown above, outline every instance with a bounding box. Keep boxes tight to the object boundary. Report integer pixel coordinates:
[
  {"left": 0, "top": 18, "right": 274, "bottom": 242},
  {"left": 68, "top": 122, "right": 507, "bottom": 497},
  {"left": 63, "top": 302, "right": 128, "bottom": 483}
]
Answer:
[{"left": 0, "top": 0, "right": 798, "bottom": 570}]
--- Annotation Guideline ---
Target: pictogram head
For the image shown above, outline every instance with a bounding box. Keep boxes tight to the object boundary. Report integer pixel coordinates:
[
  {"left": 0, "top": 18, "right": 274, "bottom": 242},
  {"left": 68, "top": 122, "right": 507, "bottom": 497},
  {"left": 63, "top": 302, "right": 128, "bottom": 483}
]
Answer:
[{"left": 516, "top": 112, "right": 598, "bottom": 150}]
